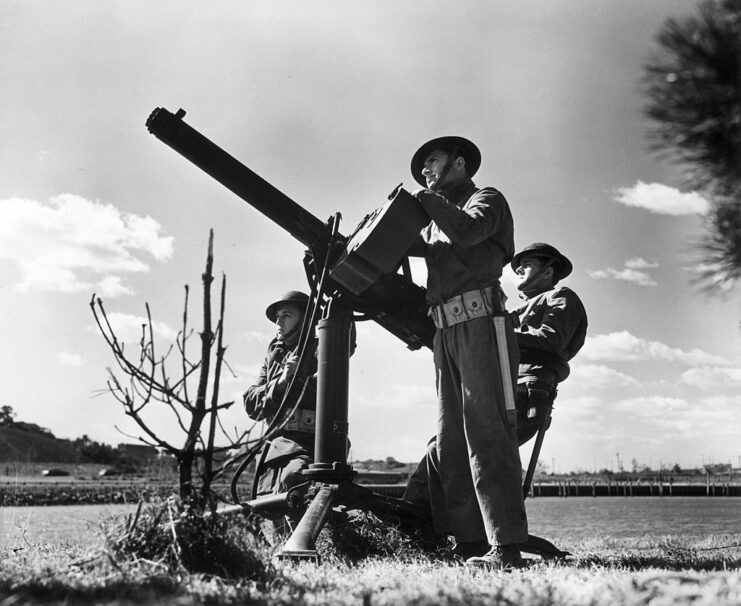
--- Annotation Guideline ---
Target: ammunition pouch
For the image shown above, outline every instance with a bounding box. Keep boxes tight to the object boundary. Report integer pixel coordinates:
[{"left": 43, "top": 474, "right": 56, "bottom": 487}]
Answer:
[
  {"left": 283, "top": 407, "right": 316, "bottom": 434},
  {"left": 429, "top": 285, "right": 504, "bottom": 329}
]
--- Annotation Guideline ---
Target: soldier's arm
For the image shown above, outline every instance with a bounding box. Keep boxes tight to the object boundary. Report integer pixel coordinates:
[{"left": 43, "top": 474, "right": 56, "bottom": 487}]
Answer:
[
  {"left": 243, "top": 357, "right": 274, "bottom": 420},
  {"left": 414, "top": 188, "right": 510, "bottom": 247},
  {"left": 516, "top": 290, "right": 585, "bottom": 354}
]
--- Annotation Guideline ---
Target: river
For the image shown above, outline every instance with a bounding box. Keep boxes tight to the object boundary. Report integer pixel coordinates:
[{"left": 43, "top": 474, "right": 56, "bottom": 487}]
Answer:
[{"left": 1, "top": 497, "right": 738, "bottom": 546}]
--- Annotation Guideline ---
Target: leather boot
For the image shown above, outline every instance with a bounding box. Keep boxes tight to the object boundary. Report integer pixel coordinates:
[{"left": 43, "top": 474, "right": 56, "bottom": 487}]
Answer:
[{"left": 466, "top": 543, "right": 525, "bottom": 570}]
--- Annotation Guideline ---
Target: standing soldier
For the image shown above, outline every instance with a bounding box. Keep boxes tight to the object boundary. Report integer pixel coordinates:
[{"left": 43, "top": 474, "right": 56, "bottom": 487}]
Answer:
[
  {"left": 407, "top": 136, "right": 527, "bottom": 568},
  {"left": 403, "top": 242, "right": 588, "bottom": 564}
]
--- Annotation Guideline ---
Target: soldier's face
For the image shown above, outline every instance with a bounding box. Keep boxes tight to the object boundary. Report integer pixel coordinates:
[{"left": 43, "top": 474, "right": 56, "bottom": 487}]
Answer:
[
  {"left": 515, "top": 256, "right": 545, "bottom": 289},
  {"left": 275, "top": 305, "right": 302, "bottom": 338},
  {"left": 421, "top": 149, "right": 451, "bottom": 188}
]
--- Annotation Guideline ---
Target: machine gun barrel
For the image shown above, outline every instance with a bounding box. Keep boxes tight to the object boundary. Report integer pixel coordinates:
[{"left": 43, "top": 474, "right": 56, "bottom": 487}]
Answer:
[
  {"left": 145, "top": 107, "right": 435, "bottom": 350},
  {"left": 146, "top": 107, "right": 328, "bottom": 249}
]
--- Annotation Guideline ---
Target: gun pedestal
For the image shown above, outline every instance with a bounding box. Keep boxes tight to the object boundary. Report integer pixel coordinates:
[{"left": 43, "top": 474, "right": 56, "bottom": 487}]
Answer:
[{"left": 278, "top": 299, "right": 356, "bottom": 560}]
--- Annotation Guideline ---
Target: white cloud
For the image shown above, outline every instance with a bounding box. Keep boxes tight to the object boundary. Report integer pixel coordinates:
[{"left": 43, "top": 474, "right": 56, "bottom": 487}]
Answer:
[
  {"left": 551, "top": 395, "right": 603, "bottom": 419},
  {"left": 589, "top": 257, "right": 659, "bottom": 286},
  {"left": 99, "top": 312, "right": 177, "bottom": 343},
  {"left": 613, "top": 396, "right": 689, "bottom": 414},
  {"left": 581, "top": 331, "right": 729, "bottom": 366},
  {"left": 614, "top": 181, "right": 709, "bottom": 215},
  {"left": 680, "top": 367, "right": 741, "bottom": 392},
  {"left": 59, "top": 352, "right": 86, "bottom": 367},
  {"left": 588, "top": 266, "right": 657, "bottom": 286},
  {"left": 625, "top": 258, "right": 658, "bottom": 270},
  {"left": 0, "top": 194, "right": 174, "bottom": 296},
  {"left": 568, "top": 364, "right": 640, "bottom": 389},
  {"left": 97, "top": 276, "right": 134, "bottom": 298}
]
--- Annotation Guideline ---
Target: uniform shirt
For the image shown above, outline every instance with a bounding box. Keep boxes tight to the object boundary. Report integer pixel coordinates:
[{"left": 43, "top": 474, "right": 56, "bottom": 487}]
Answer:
[
  {"left": 514, "top": 286, "right": 588, "bottom": 384},
  {"left": 417, "top": 179, "right": 515, "bottom": 306},
  {"left": 243, "top": 334, "right": 317, "bottom": 451}
]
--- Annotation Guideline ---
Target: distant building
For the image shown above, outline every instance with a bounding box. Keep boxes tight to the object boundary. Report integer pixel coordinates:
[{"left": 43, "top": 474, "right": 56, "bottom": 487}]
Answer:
[{"left": 117, "top": 443, "right": 157, "bottom": 461}]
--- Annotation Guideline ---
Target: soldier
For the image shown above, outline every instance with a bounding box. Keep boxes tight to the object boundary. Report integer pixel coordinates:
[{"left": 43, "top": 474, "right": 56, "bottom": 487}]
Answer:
[
  {"left": 407, "top": 136, "right": 527, "bottom": 569},
  {"left": 403, "top": 242, "right": 588, "bottom": 565},
  {"left": 243, "top": 291, "right": 316, "bottom": 501},
  {"left": 510, "top": 243, "right": 587, "bottom": 445}
]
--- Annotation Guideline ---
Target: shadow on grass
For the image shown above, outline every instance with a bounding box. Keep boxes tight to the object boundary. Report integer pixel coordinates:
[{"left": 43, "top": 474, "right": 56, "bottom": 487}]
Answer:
[{"left": 568, "top": 536, "right": 741, "bottom": 572}]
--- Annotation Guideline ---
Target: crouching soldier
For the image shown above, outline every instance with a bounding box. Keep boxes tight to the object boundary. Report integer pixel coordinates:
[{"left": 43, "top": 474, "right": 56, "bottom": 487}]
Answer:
[
  {"left": 403, "top": 242, "right": 587, "bottom": 565},
  {"left": 243, "top": 291, "right": 316, "bottom": 538},
  {"left": 509, "top": 242, "right": 588, "bottom": 445}
]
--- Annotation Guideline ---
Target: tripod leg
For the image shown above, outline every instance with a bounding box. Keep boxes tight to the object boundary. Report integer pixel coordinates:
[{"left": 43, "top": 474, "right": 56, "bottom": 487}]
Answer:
[
  {"left": 522, "top": 405, "right": 552, "bottom": 500},
  {"left": 278, "top": 483, "right": 339, "bottom": 561}
]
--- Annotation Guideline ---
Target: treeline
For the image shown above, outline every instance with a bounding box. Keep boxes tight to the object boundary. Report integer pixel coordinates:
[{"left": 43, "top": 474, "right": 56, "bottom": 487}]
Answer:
[{"left": 0, "top": 405, "right": 133, "bottom": 466}]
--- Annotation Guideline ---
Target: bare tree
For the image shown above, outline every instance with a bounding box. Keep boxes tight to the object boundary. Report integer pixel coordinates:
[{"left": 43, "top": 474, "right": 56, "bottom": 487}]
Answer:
[
  {"left": 91, "top": 230, "right": 254, "bottom": 508},
  {"left": 643, "top": 0, "right": 741, "bottom": 292}
]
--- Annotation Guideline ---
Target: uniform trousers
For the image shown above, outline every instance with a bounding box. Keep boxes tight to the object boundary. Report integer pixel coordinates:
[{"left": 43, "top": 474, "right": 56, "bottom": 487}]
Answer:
[{"left": 434, "top": 315, "right": 528, "bottom": 545}]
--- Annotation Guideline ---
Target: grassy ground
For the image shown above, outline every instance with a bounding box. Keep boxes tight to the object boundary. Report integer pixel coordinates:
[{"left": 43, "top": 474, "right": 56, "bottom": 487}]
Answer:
[{"left": 0, "top": 506, "right": 739, "bottom": 605}]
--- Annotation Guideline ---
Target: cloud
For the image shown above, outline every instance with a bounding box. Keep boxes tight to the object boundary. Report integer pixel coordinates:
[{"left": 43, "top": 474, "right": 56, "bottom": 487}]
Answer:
[
  {"left": 613, "top": 396, "right": 689, "bottom": 414},
  {"left": 614, "top": 181, "right": 709, "bottom": 215},
  {"left": 680, "top": 367, "right": 741, "bottom": 392},
  {"left": 589, "top": 267, "right": 657, "bottom": 286},
  {"left": 625, "top": 258, "right": 659, "bottom": 270},
  {"left": 581, "top": 331, "right": 729, "bottom": 366},
  {"left": 98, "top": 312, "right": 178, "bottom": 343},
  {"left": 588, "top": 257, "right": 658, "bottom": 286},
  {"left": 568, "top": 364, "right": 640, "bottom": 389},
  {"left": 0, "top": 194, "right": 174, "bottom": 296},
  {"left": 59, "top": 352, "right": 86, "bottom": 367},
  {"left": 97, "top": 276, "right": 134, "bottom": 298}
]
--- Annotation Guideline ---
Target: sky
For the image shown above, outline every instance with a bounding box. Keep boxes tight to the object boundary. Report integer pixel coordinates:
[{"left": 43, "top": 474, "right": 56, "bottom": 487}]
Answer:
[{"left": 1, "top": 0, "right": 739, "bottom": 473}]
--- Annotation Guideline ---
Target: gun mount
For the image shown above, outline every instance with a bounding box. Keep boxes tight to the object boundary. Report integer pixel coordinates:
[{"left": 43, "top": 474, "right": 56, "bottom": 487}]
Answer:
[{"left": 145, "top": 107, "right": 434, "bottom": 351}]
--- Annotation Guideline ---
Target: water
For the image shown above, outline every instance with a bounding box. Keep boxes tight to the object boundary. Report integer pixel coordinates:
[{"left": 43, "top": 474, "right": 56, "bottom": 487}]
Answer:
[{"left": 0, "top": 497, "right": 738, "bottom": 545}]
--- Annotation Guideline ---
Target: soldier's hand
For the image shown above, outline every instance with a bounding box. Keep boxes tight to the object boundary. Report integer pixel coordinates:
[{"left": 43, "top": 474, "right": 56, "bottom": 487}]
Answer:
[
  {"left": 278, "top": 352, "right": 299, "bottom": 385},
  {"left": 412, "top": 189, "right": 449, "bottom": 212}
]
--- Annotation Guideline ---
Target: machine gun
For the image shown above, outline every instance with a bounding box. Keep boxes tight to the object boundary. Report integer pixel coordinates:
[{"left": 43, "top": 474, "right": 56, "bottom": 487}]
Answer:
[
  {"left": 146, "top": 107, "right": 434, "bottom": 351},
  {"left": 145, "top": 107, "right": 568, "bottom": 563}
]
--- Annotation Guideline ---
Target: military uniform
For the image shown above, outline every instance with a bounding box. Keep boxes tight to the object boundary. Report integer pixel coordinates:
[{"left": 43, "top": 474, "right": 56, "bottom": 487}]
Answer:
[
  {"left": 511, "top": 245, "right": 588, "bottom": 443},
  {"left": 243, "top": 293, "right": 315, "bottom": 497},
  {"left": 411, "top": 137, "right": 528, "bottom": 548},
  {"left": 404, "top": 241, "right": 587, "bottom": 552}
]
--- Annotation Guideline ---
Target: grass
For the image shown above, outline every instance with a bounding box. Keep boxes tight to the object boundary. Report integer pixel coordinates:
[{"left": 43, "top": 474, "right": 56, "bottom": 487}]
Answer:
[{"left": 0, "top": 503, "right": 739, "bottom": 605}]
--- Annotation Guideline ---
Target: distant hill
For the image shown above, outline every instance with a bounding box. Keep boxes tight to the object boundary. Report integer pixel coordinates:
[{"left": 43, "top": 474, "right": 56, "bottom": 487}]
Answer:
[{"left": 0, "top": 426, "right": 88, "bottom": 463}]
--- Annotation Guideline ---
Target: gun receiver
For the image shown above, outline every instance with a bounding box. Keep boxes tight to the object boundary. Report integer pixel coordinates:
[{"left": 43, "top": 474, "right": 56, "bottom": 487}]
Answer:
[{"left": 146, "top": 107, "right": 434, "bottom": 350}]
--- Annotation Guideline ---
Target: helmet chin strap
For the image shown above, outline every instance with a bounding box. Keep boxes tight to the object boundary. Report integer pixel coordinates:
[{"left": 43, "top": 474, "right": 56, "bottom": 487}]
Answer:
[
  {"left": 429, "top": 146, "right": 460, "bottom": 192},
  {"left": 279, "top": 320, "right": 302, "bottom": 347},
  {"left": 517, "top": 257, "right": 557, "bottom": 298}
]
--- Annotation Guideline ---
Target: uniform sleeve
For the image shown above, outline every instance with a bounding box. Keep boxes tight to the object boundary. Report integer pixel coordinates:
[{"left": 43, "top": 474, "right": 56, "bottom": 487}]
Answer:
[
  {"left": 417, "top": 188, "right": 512, "bottom": 248},
  {"left": 516, "top": 290, "right": 586, "bottom": 357},
  {"left": 243, "top": 355, "right": 281, "bottom": 421}
]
